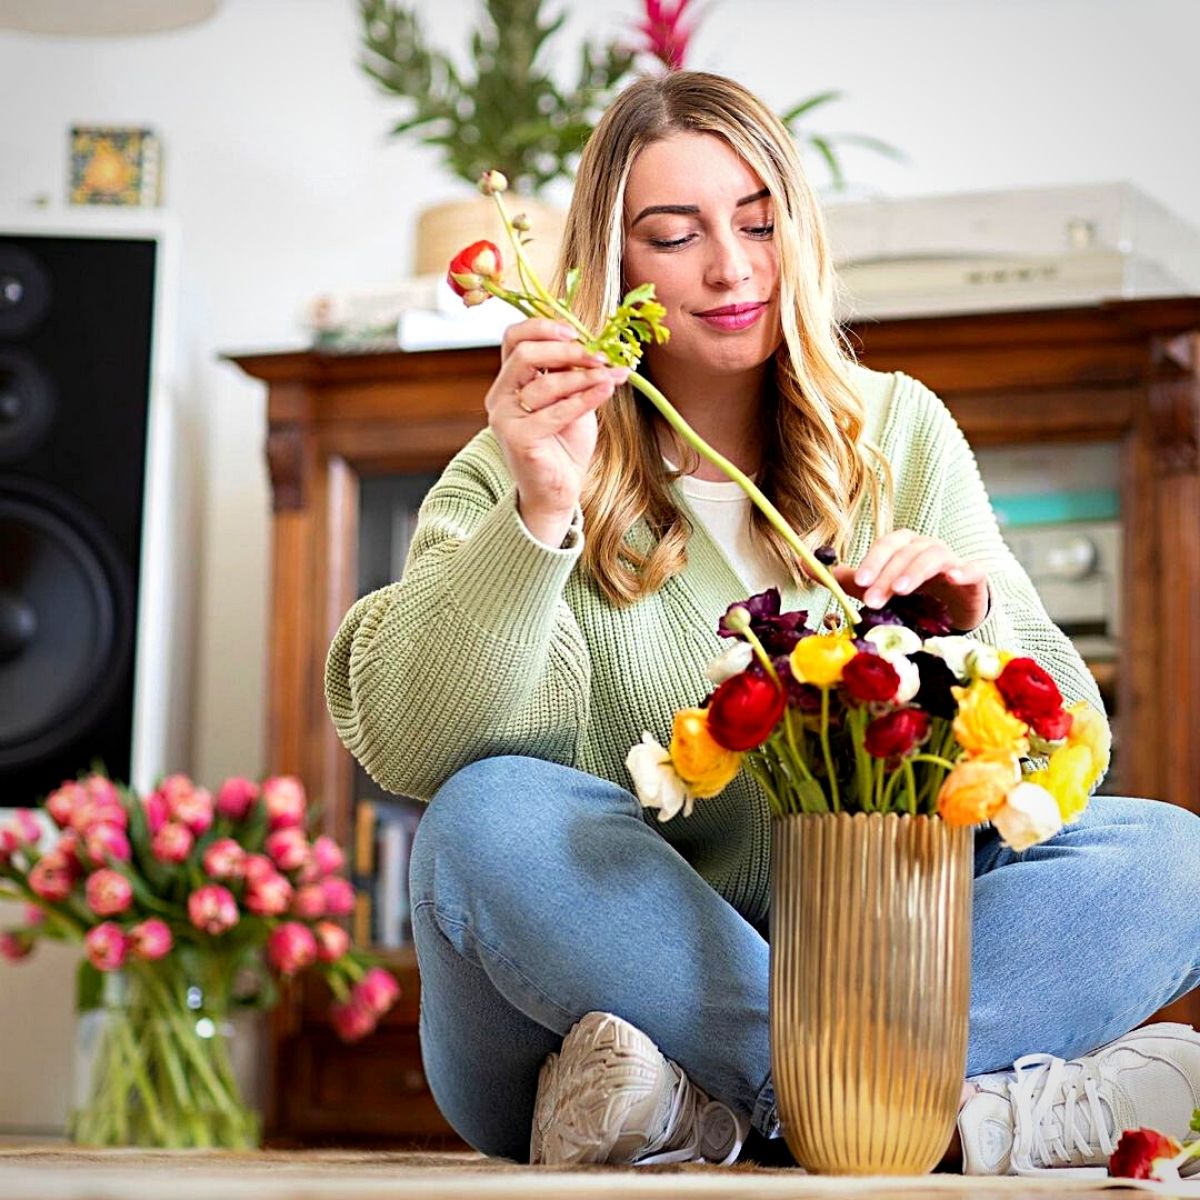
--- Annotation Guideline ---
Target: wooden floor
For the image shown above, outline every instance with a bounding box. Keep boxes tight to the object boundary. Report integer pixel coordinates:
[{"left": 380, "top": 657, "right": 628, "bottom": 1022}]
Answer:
[{"left": 0, "top": 1148, "right": 1196, "bottom": 1200}]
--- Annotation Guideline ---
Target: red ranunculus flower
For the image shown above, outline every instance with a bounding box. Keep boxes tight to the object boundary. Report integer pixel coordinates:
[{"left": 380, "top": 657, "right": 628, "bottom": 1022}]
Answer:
[
  {"left": 841, "top": 652, "right": 900, "bottom": 704},
  {"left": 1109, "top": 1127, "right": 1182, "bottom": 1179},
  {"left": 864, "top": 708, "right": 931, "bottom": 759},
  {"left": 996, "top": 657, "right": 1063, "bottom": 722},
  {"left": 706, "top": 671, "right": 786, "bottom": 751},
  {"left": 446, "top": 240, "right": 502, "bottom": 300},
  {"left": 1029, "top": 706, "right": 1073, "bottom": 742}
]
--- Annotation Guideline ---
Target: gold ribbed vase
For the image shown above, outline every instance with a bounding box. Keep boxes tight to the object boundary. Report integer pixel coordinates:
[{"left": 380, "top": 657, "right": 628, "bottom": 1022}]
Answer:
[{"left": 769, "top": 812, "right": 973, "bottom": 1174}]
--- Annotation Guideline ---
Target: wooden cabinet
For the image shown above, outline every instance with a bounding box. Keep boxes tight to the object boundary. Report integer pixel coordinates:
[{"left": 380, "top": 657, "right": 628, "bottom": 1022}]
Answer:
[{"left": 230, "top": 296, "right": 1200, "bottom": 1146}]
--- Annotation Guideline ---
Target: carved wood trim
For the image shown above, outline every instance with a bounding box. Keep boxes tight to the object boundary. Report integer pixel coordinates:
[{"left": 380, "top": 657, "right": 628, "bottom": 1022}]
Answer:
[
  {"left": 1149, "top": 332, "right": 1200, "bottom": 476},
  {"left": 266, "top": 424, "right": 308, "bottom": 512}
]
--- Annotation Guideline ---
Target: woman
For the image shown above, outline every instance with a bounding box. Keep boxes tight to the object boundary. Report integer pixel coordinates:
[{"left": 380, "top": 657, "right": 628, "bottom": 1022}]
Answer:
[{"left": 326, "top": 72, "right": 1200, "bottom": 1171}]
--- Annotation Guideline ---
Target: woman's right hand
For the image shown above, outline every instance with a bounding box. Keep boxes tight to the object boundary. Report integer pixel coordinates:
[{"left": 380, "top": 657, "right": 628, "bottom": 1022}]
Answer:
[{"left": 486, "top": 318, "right": 630, "bottom": 547}]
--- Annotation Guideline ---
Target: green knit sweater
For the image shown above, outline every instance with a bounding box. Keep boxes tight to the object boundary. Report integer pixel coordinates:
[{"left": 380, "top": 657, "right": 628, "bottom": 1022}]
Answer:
[{"left": 325, "top": 364, "right": 1103, "bottom": 924}]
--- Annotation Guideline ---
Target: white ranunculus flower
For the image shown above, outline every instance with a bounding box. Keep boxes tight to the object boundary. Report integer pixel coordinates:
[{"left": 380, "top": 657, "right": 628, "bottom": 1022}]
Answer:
[
  {"left": 991, "top": 782, "right": 1063, "bottom": 851},
  {"left": 705, "top": 642, "right": 754, "bottom": 684},
  {"left": 966, "top": 644, "right": 1003, "bottom": 681},
  {"left": 864, "top": 624, "right": 922, "bottom": 658},
  {"left": 625, "top": 733, "right": 692, "bottom": 822},
  {"left": 887, "top": 653, "right": 922, "bottom": 703},
  {"left": 921, "top": 635, "right": 979, "bottom": 682}
]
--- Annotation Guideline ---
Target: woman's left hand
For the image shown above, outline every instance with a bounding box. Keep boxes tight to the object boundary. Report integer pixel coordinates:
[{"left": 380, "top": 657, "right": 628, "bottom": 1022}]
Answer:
[{"left": 825, "top": 530, "right": 990, "bottom": 633}]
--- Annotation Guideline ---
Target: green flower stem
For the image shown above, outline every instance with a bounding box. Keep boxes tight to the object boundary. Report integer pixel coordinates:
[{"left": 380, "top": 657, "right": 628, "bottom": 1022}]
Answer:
[
  {"left": 903, "top": 758, "right": 920, "bottom": 816},
  {"left": 739, "top": 624, "right": 781, "bottom": 688},
  {"left": 745, "top": 756, "right": 784, "bottom": 814},
  {"left": 819, "top": 688, "right": 840, "bottom": 812},
  {"left": 113, "top": 1013, "right": 170, "bottom": 1144},
  {"left": 849, "top": 707, "right": 874, "bottom": 811},
  {"left": 480, "top": 183, "right": 859, "bottom": 628},
  {"left": 783, "top": 709, "right": 813, "bottom": 782},
  {"left": 626, "top": 371, "right": 859, "bottom": 628}
]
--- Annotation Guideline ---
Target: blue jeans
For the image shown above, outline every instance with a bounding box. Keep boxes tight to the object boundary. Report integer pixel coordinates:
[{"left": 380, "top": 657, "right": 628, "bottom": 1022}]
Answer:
[{"left": 408, "top": 755, "right": 1200, "bottom": 1160}]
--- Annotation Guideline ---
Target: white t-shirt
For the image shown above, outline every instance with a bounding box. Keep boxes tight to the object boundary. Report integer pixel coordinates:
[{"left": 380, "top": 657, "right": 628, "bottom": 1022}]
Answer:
[{"left": 670, "top": 462, "right": 781, "bottom": 595}]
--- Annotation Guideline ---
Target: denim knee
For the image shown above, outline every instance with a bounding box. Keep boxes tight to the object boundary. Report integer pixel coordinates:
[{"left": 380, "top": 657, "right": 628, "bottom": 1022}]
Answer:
[{"left": 409, "top": 755, "right": 641, "bottom": 913}]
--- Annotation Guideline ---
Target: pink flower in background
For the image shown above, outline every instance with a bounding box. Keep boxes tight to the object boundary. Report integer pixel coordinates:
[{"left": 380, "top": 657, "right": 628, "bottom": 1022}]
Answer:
[
  {"left": 29, "top": 853, "right": 74, "bottom": 902},
  {"left": 330, "top": 998, "right": 376, "bottom": 1042},
  {"left": 85, "top": 922, "right": 128, "bottom": 971},
  {"left": 321, "top": 877, "right": 355, "bottom": 916},
  {"left": 85, "top": 776, "right": 121, "bottom": 808},
  {"left": 355, "top": 966, "right": 401, "bottom": 1017},
  {"left": 635, "top": 0, "right": 696, "bottom": 71},
  {"left": 168, "top": 782, "right": 214, "bottom": 837},
  {"left": 22, "top": 903, "right": 44, "bottom": 926},
  {"left": 314, "top": 921, "right": 350, "bottom": 962},
  {"left": 71, "top": 796, "right": 127, "bottom": 836},
  {"left": 128, "top": 918, "right": 173, "bottom": 961},
  {"left": 216, "top": 776, "right": 260, "bottom": 820},
  {"left": 0, "top": 827, "right": 16, "bottom": 866},
  {"left": 291, "top": 884, "right": 327, "bottom": 921},
  {"left": 55, "top": 831, "right": 83, "bottom": 872},
  {"left": 187, "top": 884, "right": 239, "bottom": 935},
  {"left": 267, "top": 921, "right": 318, "bottom": 976},
  {"left": 45, "top": 781, "right": 87, "bottom": 828},
  {"left": 244, "top": 872, "right": 293, "bottom": 918},
  {"left": 85, "top": 822, "right": 132, "bottom": 866},
  {"left": 152, "top": 821, "right": 194, "bottom": 864},
  {"left": 86, "top": 868, "right": 133, "bottom": 917},
  {"left": 310, "top": 835, "right": 345, "bottom": 878},
  {"left": 11, "top": 810, "right": 42, "bottom": 845},
  {"left": 262, "top": 776, "right": 306, "bottom": 830},
  {"left": 202, "top": 837, "right": 245, "bottom": 880},
  {"left": 0, "top": 931, "right": 33, "bottom": 961},
  {"left": 265, "top": 828, "right": 308, "bottom": 873},
  {"left": 142, "top": 789, "right": 169, "bottom": 835},
  {"left": 242, "top": 853, "right": 275, "bottom": 884}
]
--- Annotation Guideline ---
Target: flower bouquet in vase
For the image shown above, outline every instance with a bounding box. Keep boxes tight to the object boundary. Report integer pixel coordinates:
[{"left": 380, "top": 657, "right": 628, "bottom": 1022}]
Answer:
[
  {"left": 447, "top": 172, "right": 1110, "bottom": 1174},
  {"left": 0, "top": 772, "right": 400, "bottom": 1148}
]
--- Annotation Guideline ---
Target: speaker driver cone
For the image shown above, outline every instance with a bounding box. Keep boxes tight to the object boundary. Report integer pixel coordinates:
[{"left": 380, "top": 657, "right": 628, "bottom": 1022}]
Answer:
[
  {"left": 0, "top": 245, "right": 52, "bottom": 338},
  {"left": 0, "top": 480, "right": 134, "bottom": 769},
  {"left": 0, "top": 349, "right": 56, "bottom": 463}
]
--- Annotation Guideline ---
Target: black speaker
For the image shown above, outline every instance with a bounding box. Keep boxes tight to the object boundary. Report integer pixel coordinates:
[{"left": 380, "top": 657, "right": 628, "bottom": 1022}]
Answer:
[{"left": 0, "top": 232, "right": 158, "bottom": 804}]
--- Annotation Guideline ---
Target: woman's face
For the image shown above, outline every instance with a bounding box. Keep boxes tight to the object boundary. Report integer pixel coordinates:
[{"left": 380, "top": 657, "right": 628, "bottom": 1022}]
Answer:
[{"left": 621, "top": 131, "right": 782, "bottom": 383}]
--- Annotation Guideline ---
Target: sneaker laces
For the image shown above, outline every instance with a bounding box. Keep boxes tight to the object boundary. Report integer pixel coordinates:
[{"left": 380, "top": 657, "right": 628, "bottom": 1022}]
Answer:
[
  {"left": 635, "top": 1066, "right": 746, "bottom": 1166},
  {"left": 1007, "top": 1052, "right": 1115, "bottom": 1176}
]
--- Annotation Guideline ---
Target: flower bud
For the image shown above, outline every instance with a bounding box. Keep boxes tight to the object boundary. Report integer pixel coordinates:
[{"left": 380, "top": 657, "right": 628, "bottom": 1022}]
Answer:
[
  {"left": 722, "top": 605, "right": 751, "bottom": 635},
  {"left": 187, "top": 884, "right": 239, "bottom": 935},
  {"left": 152, "top": 821, "right": 194, "bottom": 865},
  {"left": 0, "top": 932, "right": 33, "bottom": 961},
  {"left": 244, "top": 871, "right": 293, "bottom": 917},
  {"left": 355, "top": 966, "right": 401, "bottom": 1017},
  {"left": 314, "top": 921, "right": 350, "bottom": 963},
  {"left": 311, "top": 835, "right": 345, "bottom": 878},
  {"left": 85, "top": 922, "right": 128, "bottom": 971},
  {"left": 85, "top": 868, "right": 134, "bottom": 917},
  {"left": 267, "top": 921, "right": 318, "bottom": 977},
  {"left": 262, "top": 775, "right": 306, "bottom": 831},
  {"left": 128, "top": 917, "right": 173, "bottom": 961},
  {"left": 462, "top": 288, "right": 490, "bottom": 307},
  {"left": 330, "top": 997, "right": 376, "bottom": 1042},
  {"left": 511, "top": 212, "right": 531, "bottom": 232},
  {"left": 266, "top": 827, "right": 309, "bottom": 873},
  {"left": 216, "top": 776, "right": 260, "bottom": 820},
  {"left": 291, "top": 883, "right": 327, "bottom": 921},
  {"left": 478, "top": 169, "right": 508, "bottom": 195},
  {"left": 321, "top": 877, "right": 355, "bottom": 916}
]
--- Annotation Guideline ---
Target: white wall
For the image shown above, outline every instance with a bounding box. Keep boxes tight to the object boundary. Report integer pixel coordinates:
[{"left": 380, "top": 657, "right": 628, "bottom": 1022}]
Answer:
[{"left": 0, "top": 0, "right": 1196, "bottom": 790}]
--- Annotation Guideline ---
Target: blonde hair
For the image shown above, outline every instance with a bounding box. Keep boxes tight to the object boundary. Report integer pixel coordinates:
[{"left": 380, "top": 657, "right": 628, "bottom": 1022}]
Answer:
[{"left": 556, "top": 71, "right": 892, "bottom": 606}]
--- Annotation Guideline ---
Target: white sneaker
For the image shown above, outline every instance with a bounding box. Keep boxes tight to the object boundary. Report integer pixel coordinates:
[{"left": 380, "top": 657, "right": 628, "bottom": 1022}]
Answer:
[
  {"left": 958, "top": 1022, "right": 1200, "bottom": 1176},
  {"left": 529, "top": 1011, "right": 749, "bottom": 1166}
]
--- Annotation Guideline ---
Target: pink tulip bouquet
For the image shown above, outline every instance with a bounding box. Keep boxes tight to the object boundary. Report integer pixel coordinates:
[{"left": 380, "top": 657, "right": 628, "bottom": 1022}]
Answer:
[{"left": 0, "top": 772, "right": 399, "bottom": 1148}]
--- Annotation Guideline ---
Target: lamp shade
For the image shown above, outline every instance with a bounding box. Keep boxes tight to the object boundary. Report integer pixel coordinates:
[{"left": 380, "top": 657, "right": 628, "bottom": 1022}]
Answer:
[{"left": 0, "top": 1, "right": 219, "bottom": 36}]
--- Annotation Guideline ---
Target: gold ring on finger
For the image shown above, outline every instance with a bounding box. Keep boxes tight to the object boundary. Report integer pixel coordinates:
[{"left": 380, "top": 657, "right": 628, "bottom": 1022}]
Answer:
[{"left": 517, "top": 396, "right": 534, "bottom": 414}]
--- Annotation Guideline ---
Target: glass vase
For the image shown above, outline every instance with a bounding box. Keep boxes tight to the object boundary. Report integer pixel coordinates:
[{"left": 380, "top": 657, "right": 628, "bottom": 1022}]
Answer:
[
  {"left": 769, "top": 811, "right": 973, "bottom": 1174},
  {"left": 69, "top": 966, "right": 261, "bottom": 1148}
]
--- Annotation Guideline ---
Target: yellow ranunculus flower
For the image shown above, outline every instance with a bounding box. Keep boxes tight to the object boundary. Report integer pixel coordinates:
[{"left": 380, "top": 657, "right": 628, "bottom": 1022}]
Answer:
[
  {"left": 952, "top": 681, "right": 1030, "bottom": 758},
  {"left": 1065, "top": 701, "right": 1111, "bottom": 787},
  {"left": 669, "top": 708, "right": 742, "bottom": 799},
  {"left": 937, "top": 754, "right": 1021, "bottom": 826},
  {"left": 789, "top": 632, "right": 857, "bottom": 689},
  {"left": 1027, "top": 742, "right": 1093, "bottom": 824}
]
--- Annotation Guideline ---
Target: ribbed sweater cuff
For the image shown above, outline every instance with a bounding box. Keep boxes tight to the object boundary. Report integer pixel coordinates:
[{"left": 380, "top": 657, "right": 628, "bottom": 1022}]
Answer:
[{"left": 445, "top": 487, "right": 583, "bottom": 644}]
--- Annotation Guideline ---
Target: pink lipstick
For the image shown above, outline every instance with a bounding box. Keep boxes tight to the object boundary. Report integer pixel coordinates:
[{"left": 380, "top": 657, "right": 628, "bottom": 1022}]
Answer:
[{"left": 694, "top": 302, "right": 767, "bottom": 331}]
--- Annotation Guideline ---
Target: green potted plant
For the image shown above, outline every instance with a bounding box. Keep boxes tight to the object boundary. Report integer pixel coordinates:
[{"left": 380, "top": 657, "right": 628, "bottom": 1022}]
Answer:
[{"left": 359, "top": 0, "right": 636, "bottom": 278}]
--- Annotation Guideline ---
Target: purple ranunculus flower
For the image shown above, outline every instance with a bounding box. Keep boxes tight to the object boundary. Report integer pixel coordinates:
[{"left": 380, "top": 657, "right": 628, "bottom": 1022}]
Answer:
[
  {"left": 814, "top": 545, "right": 839, "bottom": 566},
  {"left": 855, "top": 591, "right": 954, "bottom": 639},
  {"left": 719, "top": 588, "right": 812, "bottom": 654},
  {"left": 911, "top": 651, "right": 959, "bottom": 719}
]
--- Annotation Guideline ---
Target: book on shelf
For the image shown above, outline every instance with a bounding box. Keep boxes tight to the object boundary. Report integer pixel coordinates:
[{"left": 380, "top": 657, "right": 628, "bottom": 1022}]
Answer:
[{"left": 350, "top": 796, "right": 423, "bottom": 950}]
